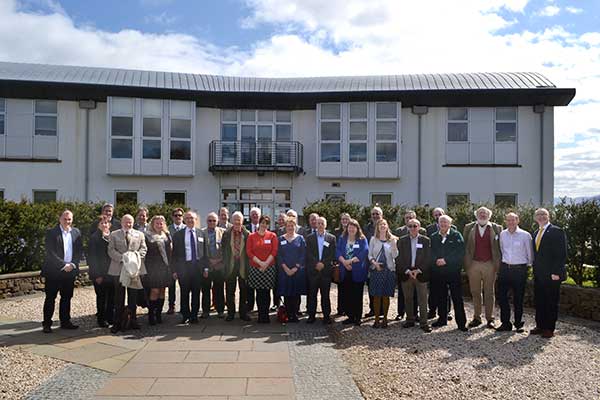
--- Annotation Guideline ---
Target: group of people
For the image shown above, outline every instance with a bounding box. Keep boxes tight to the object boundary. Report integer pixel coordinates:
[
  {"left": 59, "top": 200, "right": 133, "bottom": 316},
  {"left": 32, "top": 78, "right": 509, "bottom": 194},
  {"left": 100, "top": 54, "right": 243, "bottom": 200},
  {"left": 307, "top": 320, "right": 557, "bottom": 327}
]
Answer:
[{"left": 40, "top": 202, "right": 567, "bottom": 339}]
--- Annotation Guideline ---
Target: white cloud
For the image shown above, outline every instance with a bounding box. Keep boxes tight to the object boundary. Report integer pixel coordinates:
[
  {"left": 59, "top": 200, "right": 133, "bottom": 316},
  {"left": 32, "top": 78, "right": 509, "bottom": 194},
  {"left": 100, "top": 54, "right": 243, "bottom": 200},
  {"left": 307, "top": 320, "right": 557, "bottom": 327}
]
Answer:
[
  {"left": 536, "top": 5, "right": 561, "bottom": 16},
  {"left": 0, "top": 0, "right": 598, "bottom": 196},
  {"left": 565, "top": 6, "right": 583, "bottom": 14}
]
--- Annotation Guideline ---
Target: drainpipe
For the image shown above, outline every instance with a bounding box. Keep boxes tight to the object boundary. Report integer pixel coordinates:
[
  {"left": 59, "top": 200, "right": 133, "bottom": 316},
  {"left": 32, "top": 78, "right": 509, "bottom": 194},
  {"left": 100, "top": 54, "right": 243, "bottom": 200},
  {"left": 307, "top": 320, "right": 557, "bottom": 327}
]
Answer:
[
  {"left": 79, "top": 100, "right": 97, "bottom": 202},
  {"left": 412, "top": 106, "right": 428, "bottom": 205},
  {"left": 533, "top": 104, "right": 545, "bottom": 205}
]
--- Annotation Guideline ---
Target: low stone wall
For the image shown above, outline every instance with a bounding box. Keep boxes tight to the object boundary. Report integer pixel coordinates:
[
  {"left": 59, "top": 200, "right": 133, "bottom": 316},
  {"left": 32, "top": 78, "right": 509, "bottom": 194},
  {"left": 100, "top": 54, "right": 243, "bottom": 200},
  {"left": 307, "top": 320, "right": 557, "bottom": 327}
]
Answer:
[
  {"left": 461, "top": 274, "right": 600, "bottom": 322},
  {"left": 0, "top": 266, "right": 91, "bottom": 298}
]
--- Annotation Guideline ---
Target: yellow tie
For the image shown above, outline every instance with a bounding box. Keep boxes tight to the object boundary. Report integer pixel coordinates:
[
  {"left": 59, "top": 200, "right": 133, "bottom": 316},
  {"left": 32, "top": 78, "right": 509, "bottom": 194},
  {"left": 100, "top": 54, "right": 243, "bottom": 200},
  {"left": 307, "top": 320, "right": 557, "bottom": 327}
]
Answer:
[{"left": 535, "top": 227, "right": 544, "bottom": 251}]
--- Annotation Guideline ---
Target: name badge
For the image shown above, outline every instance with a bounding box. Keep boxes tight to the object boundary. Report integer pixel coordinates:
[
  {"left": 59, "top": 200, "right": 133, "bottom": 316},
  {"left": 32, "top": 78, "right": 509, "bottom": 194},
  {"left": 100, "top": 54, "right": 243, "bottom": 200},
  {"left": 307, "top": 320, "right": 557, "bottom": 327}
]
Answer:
[
  {"left": 323, "top": 241, "right": 330, "bottom": 248},
  {"left": 383, "top": 243, "right": 391, "bottom": 250},
  {"left": 353, "top": 244, "right": 360, "bottom": 249},
  {"left": 416, "top": 243, "right": 423, "bottom": 249},
  {"left": 265, "top": 239, "right": 272, "bottom": 244},
  {"left": 198, "top": 237, "right": 204, "bottom": 243},
  {"left": 280, "top": 240, "right": 287, "bottom": 245}
]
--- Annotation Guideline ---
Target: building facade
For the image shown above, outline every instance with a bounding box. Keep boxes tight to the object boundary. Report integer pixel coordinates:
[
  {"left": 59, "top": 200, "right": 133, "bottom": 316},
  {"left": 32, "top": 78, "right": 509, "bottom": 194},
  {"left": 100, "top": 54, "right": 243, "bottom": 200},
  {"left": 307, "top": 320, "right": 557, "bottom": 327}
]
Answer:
[{"left": 0, "top": 62, "right": 575, "bottom": 220}]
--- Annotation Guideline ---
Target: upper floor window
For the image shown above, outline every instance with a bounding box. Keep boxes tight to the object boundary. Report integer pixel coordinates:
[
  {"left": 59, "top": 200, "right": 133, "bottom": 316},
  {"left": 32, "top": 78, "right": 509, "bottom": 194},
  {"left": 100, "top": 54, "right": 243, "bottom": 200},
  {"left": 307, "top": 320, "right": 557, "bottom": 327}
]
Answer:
[
  {"left": 34, "top": 100, "right": 57, "bottom": 136},
  {"left": 495, "top": 107, "right": 517, "bottom": 142},
  {"left": 447, "top": 108, "right": 468, "bottom": 142},
  {"left": 349, "top": 103, "right": 367, "bottom": 162},
  {"left": 320, "top": 104, "right": 341, "bottom": 162},
  {"left": 0, "top": 98, "right": 5, "bottom": 135},
  {"left": 142, "top": 99, "right": 162, "bottom": 160},
  {"left": 375, "top": 103, "right": 397, "bottom": 162},
  {"left": 111, "top": 98, "right": 134, "bottom": 159},
  {"left": 170, "top": 101, "right": 192, "bottom": 160}
]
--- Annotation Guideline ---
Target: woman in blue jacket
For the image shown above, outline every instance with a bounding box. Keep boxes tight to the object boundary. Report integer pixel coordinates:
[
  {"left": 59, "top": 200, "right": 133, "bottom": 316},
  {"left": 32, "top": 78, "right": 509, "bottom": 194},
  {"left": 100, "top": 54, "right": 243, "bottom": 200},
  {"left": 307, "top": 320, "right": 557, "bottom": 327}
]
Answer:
[{"left": 336, "top": 218, "right": 369, "bottom": 326}]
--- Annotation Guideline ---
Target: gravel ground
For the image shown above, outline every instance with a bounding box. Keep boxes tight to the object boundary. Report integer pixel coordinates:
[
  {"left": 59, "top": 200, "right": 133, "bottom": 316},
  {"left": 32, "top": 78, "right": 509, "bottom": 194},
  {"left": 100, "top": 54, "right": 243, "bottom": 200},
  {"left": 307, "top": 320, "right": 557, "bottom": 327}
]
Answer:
[
  {"left": 0, "top": 347, "right": 66, "bottom": 400},
  {"left": 24, "top": 364, "right": 111, "bottom": 400},
  {"left": 328, "top": 287, "right": 600, "bottom": 400}
]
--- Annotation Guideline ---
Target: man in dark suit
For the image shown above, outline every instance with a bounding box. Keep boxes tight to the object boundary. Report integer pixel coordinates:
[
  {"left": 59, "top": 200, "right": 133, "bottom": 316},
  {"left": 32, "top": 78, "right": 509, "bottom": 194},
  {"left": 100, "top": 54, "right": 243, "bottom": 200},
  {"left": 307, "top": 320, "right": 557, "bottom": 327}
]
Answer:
[
  {"left": 430, "top": 215, "right": 467, "bottom": 331},
  {"left": 396, "top": 219, "right": 432, "bottom": 332},
  {"left": 304, "top": 213, "right": 320, "bottom": 237},
  {"left": 394, "top": 210, "right": 427, "bottom": 238},
  {"left": 244, "top": 207, "right": 261, "bottom": 312},
  {"left": 530, "top": 208, "right": 567, "bottom": 338},
  {"left": 89, "top": 203, "right": 121, "bottom": 235},
  {"left": 172, "top": 211, "right": 208, "bottom": 324},
  {"left": 167, "top": 208, "right": 186, "bottom": 314},
  {"left": 306, "top": 216, "right": 337, "bottom": 324},
  {"left": 41, "top": 210, "right": 83, "bottom": 333}
]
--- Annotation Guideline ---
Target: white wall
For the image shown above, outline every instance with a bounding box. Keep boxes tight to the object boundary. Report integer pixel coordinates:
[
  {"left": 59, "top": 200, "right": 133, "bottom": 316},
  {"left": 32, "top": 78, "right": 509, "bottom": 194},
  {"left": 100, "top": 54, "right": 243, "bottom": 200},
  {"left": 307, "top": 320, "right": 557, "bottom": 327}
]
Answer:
[{"left": 0, "top": 99, "right": 555, "bottom": 218}]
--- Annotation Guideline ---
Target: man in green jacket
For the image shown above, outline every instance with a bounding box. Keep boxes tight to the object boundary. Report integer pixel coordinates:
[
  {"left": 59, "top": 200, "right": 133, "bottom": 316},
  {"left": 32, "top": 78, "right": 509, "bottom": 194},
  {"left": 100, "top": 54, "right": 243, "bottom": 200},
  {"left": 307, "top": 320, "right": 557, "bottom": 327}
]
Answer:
[
  {"left": 222, "top": 211, "right": 251, "bottom": 322},
  {"left": 430, "top": 215, "right": 468, "bottom": 332}
]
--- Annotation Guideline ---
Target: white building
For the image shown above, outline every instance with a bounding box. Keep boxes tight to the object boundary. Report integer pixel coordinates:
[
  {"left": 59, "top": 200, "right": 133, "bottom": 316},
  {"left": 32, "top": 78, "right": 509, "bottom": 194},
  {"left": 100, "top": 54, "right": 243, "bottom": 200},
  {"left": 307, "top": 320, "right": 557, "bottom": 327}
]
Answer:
[{"left": 0, "top": 62, "right": 575, "bottom": 220}]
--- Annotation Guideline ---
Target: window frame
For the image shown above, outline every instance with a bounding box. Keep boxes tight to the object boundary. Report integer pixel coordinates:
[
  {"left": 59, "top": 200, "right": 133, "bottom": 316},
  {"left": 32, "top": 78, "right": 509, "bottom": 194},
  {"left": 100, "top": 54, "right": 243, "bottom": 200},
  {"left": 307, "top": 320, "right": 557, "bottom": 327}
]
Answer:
[
  {"left": 446, "top": 107, "right": 469, "bottom": 143},
  {"left": 32, "top": 190, "right": 57, "bottom": 203},
  {"left": 34, "top": 100, "right": 58, "bottom": 137},
  {"left": 375, "top": 102, "right": 398, "bottom": 163},
  {"left": 164, "top": 190, "right": 186, "bottom": 205},
  {"left": 319, "top": 103, "right": 342, "bottom": 163},
  {"left": 109, "top": 98, "right": 134, "bottom": 160},
  {"left": 494, "top": 107, "right": 518, "bottom": 143},
  {"left": 169, "top": 101, "right": 192, "bottom": 161},
  {"left": 348, "top": 102, "right": 368, "bottom": 163},
  {"left": 370, "top": 192, "right": 392, "bottom": 206},
  {"left": 115, "top": 190, "right": 138, "bottom": 206},
  {"left": 494, "top": 193, "right": 518, "bottom": 207},
  {"left": 446, "top": 192, "right": 470, "bottom": 208},
  {"left": 325, "top": 192, "right": 346, "bottom": 202}
]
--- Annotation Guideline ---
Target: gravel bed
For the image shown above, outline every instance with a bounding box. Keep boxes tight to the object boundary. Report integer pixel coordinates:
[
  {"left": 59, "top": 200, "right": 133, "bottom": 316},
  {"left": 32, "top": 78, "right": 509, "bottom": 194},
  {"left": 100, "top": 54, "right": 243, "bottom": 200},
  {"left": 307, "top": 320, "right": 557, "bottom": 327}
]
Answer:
[
  {"left": 24, "top": 363, "right": 111, "bottom": 400},
  {"left": 328, "top": 287, "right": 600, "bottom": 400},
  {"left": 0, "top": 347, "right": 66, "bottom": 400}
]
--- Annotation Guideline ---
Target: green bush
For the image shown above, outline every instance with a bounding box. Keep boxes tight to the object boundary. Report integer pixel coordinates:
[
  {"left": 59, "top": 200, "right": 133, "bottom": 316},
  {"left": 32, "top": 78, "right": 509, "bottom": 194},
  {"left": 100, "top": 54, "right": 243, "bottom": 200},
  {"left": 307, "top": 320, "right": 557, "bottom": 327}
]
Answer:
[
  {"left": 303, "top": 198, "right": 600, "bottom": 288},
  {"left": 0, "top": 200, "right": 182, "bottom": 274}
]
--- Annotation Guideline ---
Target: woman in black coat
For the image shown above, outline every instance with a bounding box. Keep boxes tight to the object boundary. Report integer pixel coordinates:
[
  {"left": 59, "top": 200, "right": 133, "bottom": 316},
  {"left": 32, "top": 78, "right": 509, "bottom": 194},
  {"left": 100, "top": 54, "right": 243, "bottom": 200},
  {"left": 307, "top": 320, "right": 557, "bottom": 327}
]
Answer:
[{"left": 88, "top": 216, "right": 115, "bottom": 327}]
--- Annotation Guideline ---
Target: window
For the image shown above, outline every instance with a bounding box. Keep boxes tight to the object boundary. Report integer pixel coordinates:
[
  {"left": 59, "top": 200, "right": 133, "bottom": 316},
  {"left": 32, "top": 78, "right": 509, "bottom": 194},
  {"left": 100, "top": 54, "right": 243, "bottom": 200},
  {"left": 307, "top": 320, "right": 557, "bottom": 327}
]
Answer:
[
  {"left": 34, "top": 100, "right": 57, "bottom": 136},
  {"left": 495, "top": 107, "right": 517, "bottom": 142},
  {"left": 33, "top": 190, "right": 56, "bottom": 203},
  {"left": 165, "top": 191, "right": 186, "bottom": 205},
  {"left": 221, "top": 188, "right": 291, "bottom": 224},
  {"left": 446, "top": 193, "right": 470, "bottom": 207},
  {"left": 325, "top": 193, "right": 346, "bottom": 202},
  {"left": 375, "top": 103, "right": 397, "bottom": 162},
  {"left": 320, "top": 104, "right": 341, "bottom": 162},
  {"left": 495, "top": 193, "right": 517, "bottom": 207},
  {"left": 142, "top": 99, "right": 162, "bottom": 160},
  {"left": 116, "top": 191, "right": 138, "bottom": 206},
  {"left": 169, "top": 102, "right": 192, "bottom": 160},
  {"left": 111, "top": 98, "right": 134, "bottom": 159},
  {"left": 371, "top": 193, "right": 392, "bottom": 205},
  {"left": 349, "top": 103, "right": 367, "bottom": 162},
  {"left": 0, "top": 98, "right": 5, "bottom": 135},
  {"left": 447, "top": 108, "right": 468, "bottom": 142}
]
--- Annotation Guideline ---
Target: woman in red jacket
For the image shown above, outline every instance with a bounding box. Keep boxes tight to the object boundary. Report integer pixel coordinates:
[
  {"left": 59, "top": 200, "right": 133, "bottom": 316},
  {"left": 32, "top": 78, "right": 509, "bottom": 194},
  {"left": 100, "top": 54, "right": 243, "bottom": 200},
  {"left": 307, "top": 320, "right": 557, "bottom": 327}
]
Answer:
[{"left": 246, "top": 215, "right": 279, "bottom": 323}]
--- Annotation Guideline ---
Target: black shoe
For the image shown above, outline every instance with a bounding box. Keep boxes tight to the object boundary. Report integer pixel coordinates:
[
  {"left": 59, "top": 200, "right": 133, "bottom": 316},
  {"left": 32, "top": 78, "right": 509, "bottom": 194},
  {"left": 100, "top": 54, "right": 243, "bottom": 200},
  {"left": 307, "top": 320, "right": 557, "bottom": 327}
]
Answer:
[
  {"left": 530, "top": 327, "right": 543, "bottom": 335},
  {"left": 486, "top": 320, "right": 496, "bottom": 329},
  {"left": 297, "top": 311, "right": 304, "bottom": 316},
  {"left": 323, "top": 317, "right": 332, "bottom": 325},
  {"left": 148, "top": 308, "right": 156, "bottom": 326},
  {"left": 200, "top": 312, "right": 210, "bottom": 319},
  {"left": 364, "top": 311, "right": 375, "bottom": 318},
  {"left": 372, "top": 321, "right": 381, "bottom": 329},
  {"left": 457, "top": 326, "right": 468, "bottom": 332},
  {"left": 427, "top": 310, "right": 436, "bottom": 319},
  {"left": 110, "top": 324, "right": 120, "bottom": 334},
  {"left": 403, "top": 321, "right": 415, "bottom": 328},
  {"left": 495, "top": 323, "right": 513, "bottom": 332},
  {"left": 60, "top": 322, "right": 79, "bottom": 330},
  {"left": 181, "top": 317, "right": 189, "bottom": 324},
  {"left": 167, "top": 305, "right": 175, "bottom": 315},
  {"left": 342, "top": 318, "right": 354, "bottom": 325},
  {"left": 97, "top": 320, "right": 109, "bottom": 328},
  {"left": 189, "top": 317, "right": 199, "bottom": 324},
  {"left": 225, "top": 314, "right": 234, "bottom": 322},
  {"left": 42, "top": 325, "right": 52, "bottom": 334},
  {"left": 270, "top": 305, "right": 278, "bottom": 312},
  {"left": 334, "top": 312, "right": 345, "bottom": 317},
  {"left": 468, "top": 319, "right": 482, "bottom": 328},
  {"left": 306, "top": 317, "right": 316, "bottom": 324},
  {"left": 421, "top": 325, "right": 432, "bottom": 333},
  {"left": 432, "top": 319, "right": 447, "bottom": 328},
  {"left": 240, "top": 314, "right": 251, "bottom": 322},
  {"left": 395, "top": 315, "right": 403, "bottom": 321},
  {"left": 354, "top": 319, "right": 362, "bottom": 326}
]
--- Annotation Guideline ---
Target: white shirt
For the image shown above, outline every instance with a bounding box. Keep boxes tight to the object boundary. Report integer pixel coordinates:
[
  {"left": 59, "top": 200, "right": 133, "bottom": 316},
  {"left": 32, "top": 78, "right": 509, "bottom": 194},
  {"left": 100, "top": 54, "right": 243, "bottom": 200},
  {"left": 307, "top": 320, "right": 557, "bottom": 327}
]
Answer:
[
  {"left": 500, "top": 227, "right": 534, "bottom": 265},
  {"left": 250, "top": 223, "right": 259, "bottom": 233},
  {"left": 60, "top": 225, "right": 73, "bottom": 264},
  {"left": 172, "top": 223, "right": 185, "bottom": 232},
  {"left": 184, "top": 227, "right": 198, "bottom": 261},
  {"left": 477, "top": 222, "right": 491, "bottom": 237}
]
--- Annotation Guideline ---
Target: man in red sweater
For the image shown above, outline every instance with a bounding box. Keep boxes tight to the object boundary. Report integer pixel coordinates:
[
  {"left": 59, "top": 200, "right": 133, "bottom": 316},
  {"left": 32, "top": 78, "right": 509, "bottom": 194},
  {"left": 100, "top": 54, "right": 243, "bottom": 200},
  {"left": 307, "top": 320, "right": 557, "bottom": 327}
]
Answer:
[{"left": 463, "top": 207, "right": 502, "bottom": 329}]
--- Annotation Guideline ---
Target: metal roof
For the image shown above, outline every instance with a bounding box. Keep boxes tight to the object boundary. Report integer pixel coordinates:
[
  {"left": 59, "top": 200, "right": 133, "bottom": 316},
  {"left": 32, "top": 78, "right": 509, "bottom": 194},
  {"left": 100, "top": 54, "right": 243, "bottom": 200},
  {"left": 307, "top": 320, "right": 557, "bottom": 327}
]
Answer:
[
  {"left": 0, "top": 61, "right": 558, "bottom": 92},
  {"left": 0, "top": 61, "right": 575, "bottom": 108}
]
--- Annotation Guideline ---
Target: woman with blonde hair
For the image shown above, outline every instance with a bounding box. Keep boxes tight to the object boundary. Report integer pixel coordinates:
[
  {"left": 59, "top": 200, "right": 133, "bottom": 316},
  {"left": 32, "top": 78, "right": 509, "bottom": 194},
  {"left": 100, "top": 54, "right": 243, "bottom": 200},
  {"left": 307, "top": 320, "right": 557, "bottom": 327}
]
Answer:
[
  {"left": 368, "top": 219, "right": 399, "bottom": 328},
  {"left": 142, "top": 215, "right": 172, "bottom": 325}
]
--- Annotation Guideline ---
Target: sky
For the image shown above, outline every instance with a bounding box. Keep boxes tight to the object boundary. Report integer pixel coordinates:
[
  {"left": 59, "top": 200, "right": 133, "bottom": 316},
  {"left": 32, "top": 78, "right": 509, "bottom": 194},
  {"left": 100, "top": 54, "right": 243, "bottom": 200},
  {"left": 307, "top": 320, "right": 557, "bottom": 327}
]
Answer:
[{"left": 1, "top": 0, "right": 599, "bottom": 198}]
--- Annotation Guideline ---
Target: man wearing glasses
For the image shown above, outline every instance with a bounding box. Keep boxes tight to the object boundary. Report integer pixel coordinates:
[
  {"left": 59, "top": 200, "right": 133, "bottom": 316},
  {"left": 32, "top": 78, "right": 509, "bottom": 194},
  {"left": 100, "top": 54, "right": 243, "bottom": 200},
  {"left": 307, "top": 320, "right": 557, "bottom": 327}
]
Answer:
[{"left": 167, "top": 208, "right": 185, "bottom": 315}]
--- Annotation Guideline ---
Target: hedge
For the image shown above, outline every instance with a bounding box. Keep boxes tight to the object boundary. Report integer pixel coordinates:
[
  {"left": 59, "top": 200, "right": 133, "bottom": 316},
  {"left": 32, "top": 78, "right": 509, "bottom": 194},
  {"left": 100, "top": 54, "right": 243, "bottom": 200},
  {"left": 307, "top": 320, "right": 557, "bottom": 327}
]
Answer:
[
  {"left": 1, "top": 198, "right": 598, "bottom": 288},
  {"left": 303, "top": 198, "right": 600, "bottom": 288}
]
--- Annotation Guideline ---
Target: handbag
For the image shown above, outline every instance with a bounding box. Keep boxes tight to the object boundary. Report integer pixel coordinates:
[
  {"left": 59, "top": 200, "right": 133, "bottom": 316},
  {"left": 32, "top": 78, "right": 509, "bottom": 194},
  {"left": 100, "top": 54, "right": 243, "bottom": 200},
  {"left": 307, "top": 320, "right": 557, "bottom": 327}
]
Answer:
[{"left": 277, "top": 305, "right": 288, "bottom": 323}]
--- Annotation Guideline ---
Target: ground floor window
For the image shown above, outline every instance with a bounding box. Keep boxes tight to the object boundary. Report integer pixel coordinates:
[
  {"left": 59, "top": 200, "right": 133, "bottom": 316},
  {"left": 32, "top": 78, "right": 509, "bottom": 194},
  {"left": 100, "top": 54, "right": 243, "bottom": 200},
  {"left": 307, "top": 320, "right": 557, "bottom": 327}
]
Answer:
[
  {"left": 495, "top": 193, "right": 517, "bottom": 207},
  {"left": 115, "top": 191, "right": 138, "bottom": 206},
  {"left": 164, "top": 191, "right": 186, "bottom": 205},
  {"left": 446, "top": 193, "right": 470, "bottom": 208},
  {"left": 221, "top": 188, "right": 291, "bottom": 226},
  {"left": 370, "top": 193, "right": 392, "bottom": 206},
  {"left": 325, "top": 193, "right": 346, "bottom": 202},
  {"left": 33, "top": 190, "right": 56, "bottom": 203}
]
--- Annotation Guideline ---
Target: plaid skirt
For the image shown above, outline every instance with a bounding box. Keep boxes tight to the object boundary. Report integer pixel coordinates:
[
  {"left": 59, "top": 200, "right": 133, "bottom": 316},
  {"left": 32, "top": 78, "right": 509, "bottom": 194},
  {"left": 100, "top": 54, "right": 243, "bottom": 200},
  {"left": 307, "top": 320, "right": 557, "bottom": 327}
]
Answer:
[{"left": 247, "top": 265, "right": 277, "bottom": 290}]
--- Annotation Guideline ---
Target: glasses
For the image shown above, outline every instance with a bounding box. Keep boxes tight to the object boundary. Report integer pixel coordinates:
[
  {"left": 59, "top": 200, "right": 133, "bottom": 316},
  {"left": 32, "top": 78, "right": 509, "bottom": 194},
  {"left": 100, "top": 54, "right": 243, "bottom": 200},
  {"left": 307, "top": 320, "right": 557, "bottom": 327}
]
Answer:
[
  {"left": 408, "top": 225, "right": 418, "bottom": 228},
  {"left": 173, "top": 214, "right": 183, "bottom": 218},
  {"left": 207, "top": 219, "right": 217, "bottom": 222},
  {"left": 371, "top": 213, "right": 381, "bottom": 216}
]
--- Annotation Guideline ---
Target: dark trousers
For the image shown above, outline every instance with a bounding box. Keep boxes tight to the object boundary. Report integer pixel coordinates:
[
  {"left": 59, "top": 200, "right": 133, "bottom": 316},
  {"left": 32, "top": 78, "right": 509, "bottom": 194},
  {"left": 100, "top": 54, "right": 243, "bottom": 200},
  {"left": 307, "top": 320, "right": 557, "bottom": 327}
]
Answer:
[
  {"left": 428, "top": 282, "right": 452, "bottom": 316},
  {"left": 284, "top": 295, "right": 300, "bottom": 320},
  {"left": 497, "top": 264, "right": 527, "bottom": 327},
  {"left": 336, "top": 281, "right": 345, "bottom": 314},
  {"left": 342, "top": 273, "right": 364, "bottom": 321},
  {"left": 179, "top": 267, "right": 206, "bottom": 319},
  {"left": 256, "top": 289, "right": 271, "bottom": 321},
  {"left": 43, "top": 278, "right": 75, "bottom": 326},
  {"left": 397, "top": 275, "right": 418, "bottom": 317},
  {"left": 534, "top": 278, "right": 560, "bottom": 332},
  {"left": 168, "top": 279, "right": 177, "bottom": 308},
  {"left": 247, "top": 287, "right": 256, "bottom": 311},
  {"left": 431, "top": 271, "right": 466, "bottom": 328},
  {"left": 93, "top": 277, "right": 115, "bottom": 323},
  {"left": 226, "top": 274, "right": 248, "bottom": 317},
  {"left": 308, "top": 278, "right": 331, "bottom": 318},
  {"left": 211, "top": 271, "right": 225, "bottom": 314},
  {"left": 113, "top": 280, "right": 139, "bottom": 324}
]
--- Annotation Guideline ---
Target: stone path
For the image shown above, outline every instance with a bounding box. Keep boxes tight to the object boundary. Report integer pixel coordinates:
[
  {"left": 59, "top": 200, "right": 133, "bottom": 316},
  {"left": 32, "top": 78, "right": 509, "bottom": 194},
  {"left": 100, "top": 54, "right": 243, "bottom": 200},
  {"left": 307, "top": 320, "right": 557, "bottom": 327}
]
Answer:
[{"left": 0, "top": 303, "right": 364, "bottom": 399}]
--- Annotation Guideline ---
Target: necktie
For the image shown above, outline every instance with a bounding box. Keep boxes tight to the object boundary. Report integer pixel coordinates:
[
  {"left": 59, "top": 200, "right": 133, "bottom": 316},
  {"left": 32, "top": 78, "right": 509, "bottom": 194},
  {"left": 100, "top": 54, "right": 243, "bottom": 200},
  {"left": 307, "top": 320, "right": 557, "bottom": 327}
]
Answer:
[
  {"left": 535, "top": 227, "right": 544, "bottom": 251},
  {"left": 190, "top": 229, "right": 197, "bottom": 264},
  {"left": 125, "top": 231, "right": 130, "bottom": 247}
]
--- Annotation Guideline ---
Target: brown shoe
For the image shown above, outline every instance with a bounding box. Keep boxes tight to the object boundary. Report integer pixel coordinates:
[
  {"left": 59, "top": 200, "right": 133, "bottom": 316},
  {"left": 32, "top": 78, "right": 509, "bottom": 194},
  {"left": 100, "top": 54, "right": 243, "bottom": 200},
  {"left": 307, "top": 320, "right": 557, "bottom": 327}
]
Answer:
[{"left": 541, "top": 330, "right": 554, "bottom": 338}]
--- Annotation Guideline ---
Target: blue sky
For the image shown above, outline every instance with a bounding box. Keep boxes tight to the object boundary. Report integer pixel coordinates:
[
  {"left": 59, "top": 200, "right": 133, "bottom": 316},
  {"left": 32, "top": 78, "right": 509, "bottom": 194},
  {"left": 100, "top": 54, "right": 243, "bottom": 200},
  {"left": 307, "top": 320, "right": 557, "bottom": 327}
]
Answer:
[{"left": 2, "top": 0, "right": 600, "bottom": 197}]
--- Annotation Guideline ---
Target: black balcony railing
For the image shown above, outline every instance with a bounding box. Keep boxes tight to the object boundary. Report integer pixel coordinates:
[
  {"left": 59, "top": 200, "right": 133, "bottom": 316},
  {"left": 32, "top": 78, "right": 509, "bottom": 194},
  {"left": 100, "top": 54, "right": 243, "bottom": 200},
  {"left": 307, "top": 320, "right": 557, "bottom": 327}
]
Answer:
[{"left": 209, "top": 140, "right": 303, "bottom": 173}]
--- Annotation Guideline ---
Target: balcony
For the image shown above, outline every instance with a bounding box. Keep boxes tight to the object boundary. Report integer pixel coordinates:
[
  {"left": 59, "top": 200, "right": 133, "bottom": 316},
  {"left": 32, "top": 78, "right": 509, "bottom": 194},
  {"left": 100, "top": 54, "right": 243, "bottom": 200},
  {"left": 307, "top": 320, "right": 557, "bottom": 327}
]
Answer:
[{"left": 209, "top": 140, "right": 304, "bottom": 173}]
